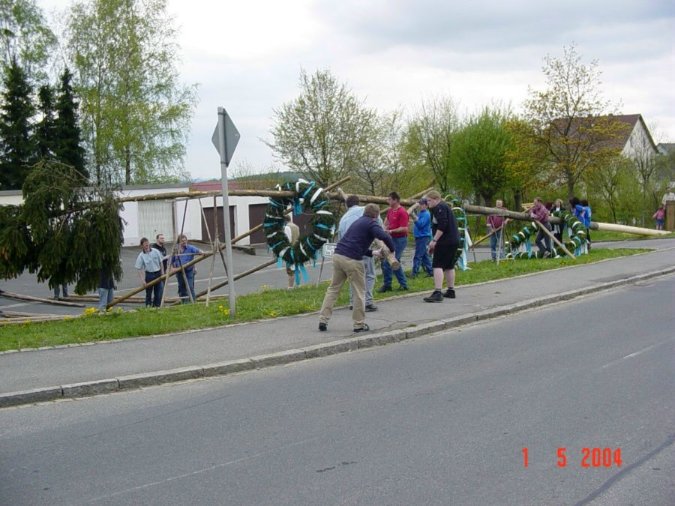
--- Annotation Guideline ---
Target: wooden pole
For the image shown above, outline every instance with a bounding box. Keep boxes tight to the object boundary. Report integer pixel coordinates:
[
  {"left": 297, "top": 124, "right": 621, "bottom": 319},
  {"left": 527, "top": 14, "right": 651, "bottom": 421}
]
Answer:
[
  {"left": 471, "top": 225, "right": 505, "bottom": 249},
  {"left": 199, "top": 200, "right": 217, "bottom": 306},
  {"left": 534, "top": 221, "right": 575, "bottom": 259},
  {"left": 186, "top": 258, "right": 277, "bottom": 303},
  {"left": 0, "top": 289, "right": 85, "bottom": 307},
  {"left": 593, "top": 222, "right": 670, "bottom": 236}
]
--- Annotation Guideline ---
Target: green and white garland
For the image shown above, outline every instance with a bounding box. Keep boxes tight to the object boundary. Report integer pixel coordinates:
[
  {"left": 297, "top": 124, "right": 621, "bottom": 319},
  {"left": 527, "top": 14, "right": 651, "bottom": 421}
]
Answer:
[
  {"left": 506, "top": 210, "right": 588, "bottom": 259},
  {"left": 263, "top": 179, "right": 335, "bottom": 283}
]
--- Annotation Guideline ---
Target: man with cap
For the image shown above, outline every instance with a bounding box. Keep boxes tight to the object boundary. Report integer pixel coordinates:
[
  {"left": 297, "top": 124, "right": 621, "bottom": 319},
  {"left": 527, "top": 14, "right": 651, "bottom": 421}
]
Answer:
[{"left": 410, "top": 197, "right": 434, "bottom": 277}]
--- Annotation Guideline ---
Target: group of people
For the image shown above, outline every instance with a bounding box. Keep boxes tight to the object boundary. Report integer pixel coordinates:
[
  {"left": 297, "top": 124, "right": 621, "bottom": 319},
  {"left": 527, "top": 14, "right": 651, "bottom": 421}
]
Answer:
[
  {"left": 133, "top": 233, "right": 203, "bottom": 309},
  {"left": 526, "top": 196, "right": 592, "bottom": 257},
  {"left": 318, "top": 190, "right": 461, "bottom": 333}
]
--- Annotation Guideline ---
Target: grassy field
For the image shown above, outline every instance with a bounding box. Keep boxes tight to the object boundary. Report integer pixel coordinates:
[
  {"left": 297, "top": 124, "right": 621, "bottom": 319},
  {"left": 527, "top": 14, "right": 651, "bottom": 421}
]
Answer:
[{"left": 0, "top": 248, "right": 650, "bottom": 351}]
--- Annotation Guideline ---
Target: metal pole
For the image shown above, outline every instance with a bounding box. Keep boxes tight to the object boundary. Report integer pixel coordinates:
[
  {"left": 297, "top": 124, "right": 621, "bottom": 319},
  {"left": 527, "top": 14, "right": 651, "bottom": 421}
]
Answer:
[{"left": 217, "top": 107, "right": 237, "bottom": 315}]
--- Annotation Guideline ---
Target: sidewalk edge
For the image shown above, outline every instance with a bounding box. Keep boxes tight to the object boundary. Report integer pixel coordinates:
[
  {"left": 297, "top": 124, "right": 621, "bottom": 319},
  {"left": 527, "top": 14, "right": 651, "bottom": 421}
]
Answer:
[{"left": 2, "top": 267, "right": 673, "bottom": 409}]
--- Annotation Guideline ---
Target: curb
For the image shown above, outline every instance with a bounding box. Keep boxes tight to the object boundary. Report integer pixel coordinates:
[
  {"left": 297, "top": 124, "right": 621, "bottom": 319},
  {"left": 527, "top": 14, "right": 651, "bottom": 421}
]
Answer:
[{"left": 1, "top": 267, "right": 674, "bottom": 409}]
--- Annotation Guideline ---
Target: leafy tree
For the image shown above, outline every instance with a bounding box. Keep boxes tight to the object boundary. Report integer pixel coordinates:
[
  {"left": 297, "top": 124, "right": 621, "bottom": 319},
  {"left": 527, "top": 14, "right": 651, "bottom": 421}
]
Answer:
[
  {"left": 524, "top": 45, "right": 625, "bottom": 199},
  {"left": 350, "top": 110, "right": 424, "bottom": 197},
  {"left": 67, "top": 0, "right": 196, "bottom": 185},
  {"left": 0, "top": 0, "right": 56, "bottom": 83},
  {"left": 267, "top": 69, "right": 380, "bottom": 187},
  {"left": 503, "top": 117, "right": 547, "bottom": 209},
  {"left": 34, "top": 83, "right": 56, "bottom": 158},
  {"left": 628, "top": 128, "right": 661, "bottom": 221},
  {"left": 402, "top": 97, "right": 459, "bottom": 194},
  {"left": 584, "top": 155, "right": 632, "bottom": 223},
  {"left": 654, "top": 150, "right": 675, "bottom": 186},
  {"left": 0, "top": 58, "right": 34, "bottom": 189},
  {"left": 53, "top": 67, "right": 87, "bottom": 182},
  {"left": 449, "top": 107, "right": 512, "bottom": 206}
]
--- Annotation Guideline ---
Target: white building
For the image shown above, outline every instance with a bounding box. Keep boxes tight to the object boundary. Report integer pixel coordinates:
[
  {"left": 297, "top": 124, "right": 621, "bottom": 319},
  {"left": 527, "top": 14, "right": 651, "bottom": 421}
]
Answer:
[{"left": 0, "top": 183, "right": 270, "bottom": 247}]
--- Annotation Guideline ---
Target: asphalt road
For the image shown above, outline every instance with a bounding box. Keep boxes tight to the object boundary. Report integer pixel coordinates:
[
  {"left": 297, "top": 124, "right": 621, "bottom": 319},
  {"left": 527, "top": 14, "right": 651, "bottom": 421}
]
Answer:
[{"left": 1, "top": 274, "right": 673, "bottom": 505}]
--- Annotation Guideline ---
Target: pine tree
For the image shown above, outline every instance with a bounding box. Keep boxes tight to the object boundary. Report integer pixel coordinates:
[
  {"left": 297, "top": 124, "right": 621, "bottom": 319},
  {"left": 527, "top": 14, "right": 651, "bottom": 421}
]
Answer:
[
  {"left": 35, "top": 84, "right": 57, "bottom": 159},
  {"left": 54, "top": 68, "right": 87, "bottom": 183},
  {"left": 0, "top": 59, "right": 35, "bottom": 190}
]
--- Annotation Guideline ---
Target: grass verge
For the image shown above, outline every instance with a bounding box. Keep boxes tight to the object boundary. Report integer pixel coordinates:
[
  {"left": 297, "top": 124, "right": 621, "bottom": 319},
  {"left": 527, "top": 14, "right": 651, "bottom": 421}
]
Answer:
[{"left": 0, "top": 248, "right": 650, "bottom": 351}]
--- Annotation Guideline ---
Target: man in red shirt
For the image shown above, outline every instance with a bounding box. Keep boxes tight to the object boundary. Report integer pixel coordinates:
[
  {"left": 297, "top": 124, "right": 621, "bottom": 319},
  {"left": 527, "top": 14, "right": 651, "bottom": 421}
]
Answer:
[{"left": 378, "top": 191, "right": 409, "bottom": 292}]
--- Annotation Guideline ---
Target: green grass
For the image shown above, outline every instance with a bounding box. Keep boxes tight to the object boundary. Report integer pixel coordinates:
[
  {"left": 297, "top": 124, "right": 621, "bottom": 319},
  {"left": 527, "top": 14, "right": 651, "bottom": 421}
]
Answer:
[{"left": 0, "top": 248, "right": 650, "bottom": 351}]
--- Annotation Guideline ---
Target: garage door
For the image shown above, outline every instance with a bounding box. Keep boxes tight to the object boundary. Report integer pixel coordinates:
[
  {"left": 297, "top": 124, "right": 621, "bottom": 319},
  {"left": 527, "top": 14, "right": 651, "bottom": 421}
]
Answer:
[
  {"left": 139, "top": 201, "right": 174, "bottom": 241},
  {"left": 201, "top": 206, "right": 235, "bottom": 241}
]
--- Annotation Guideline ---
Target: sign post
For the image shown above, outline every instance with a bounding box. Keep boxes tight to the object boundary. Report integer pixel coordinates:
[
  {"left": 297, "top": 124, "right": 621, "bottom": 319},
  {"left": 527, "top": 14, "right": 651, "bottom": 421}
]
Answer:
[{"left": 212, "top": 107, "right": 240, "bottom": 315}]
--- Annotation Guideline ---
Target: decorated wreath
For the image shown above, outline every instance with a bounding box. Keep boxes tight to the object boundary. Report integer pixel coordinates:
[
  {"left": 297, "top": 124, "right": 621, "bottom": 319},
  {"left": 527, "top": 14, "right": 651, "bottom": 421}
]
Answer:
[
  {"left": 505, "top": 210, "right": 588, "bottom": 259},
  {"left": 263, "top": 179, "right": 336, "bottom": 283},
  {"left": 444, "top": 194, "right": 469, "bottom": 269}
]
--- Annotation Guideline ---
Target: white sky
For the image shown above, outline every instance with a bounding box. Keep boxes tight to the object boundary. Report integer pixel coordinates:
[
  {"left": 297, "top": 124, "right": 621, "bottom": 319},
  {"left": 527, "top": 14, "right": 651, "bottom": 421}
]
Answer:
[{"left": 40, "top": 0, "right": 675, "bottom": 181}]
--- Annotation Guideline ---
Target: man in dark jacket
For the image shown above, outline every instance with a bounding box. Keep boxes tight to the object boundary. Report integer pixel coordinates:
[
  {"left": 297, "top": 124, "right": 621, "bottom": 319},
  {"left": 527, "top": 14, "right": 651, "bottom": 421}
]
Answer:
[
  {"left": 319, "top": 203, "right": 395, "bottom": 333},
  {"left": 423, "top": 190, "right": 461, "bottom": 303}
]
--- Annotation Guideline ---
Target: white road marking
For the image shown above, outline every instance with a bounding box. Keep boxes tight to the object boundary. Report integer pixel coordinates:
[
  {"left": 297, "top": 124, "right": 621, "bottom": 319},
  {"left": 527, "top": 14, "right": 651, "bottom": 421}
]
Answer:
[{"left": 601, "top": 337, "right": 674, "bottom": 369}]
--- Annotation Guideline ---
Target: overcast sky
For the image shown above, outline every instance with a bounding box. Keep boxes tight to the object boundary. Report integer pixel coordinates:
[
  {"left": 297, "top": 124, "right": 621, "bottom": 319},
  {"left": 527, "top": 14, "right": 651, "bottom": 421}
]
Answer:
[{"left": 41, "top": 0, "right": 674, "bottom": 181}]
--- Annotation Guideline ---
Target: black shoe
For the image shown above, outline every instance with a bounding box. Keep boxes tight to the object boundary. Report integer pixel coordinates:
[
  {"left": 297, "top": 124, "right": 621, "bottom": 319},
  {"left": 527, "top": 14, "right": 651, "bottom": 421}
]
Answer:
[
  {"left": 377, "top": 285, "right": 392, "bottom": 293},
  {"left": 398, "top": 286, "right": 409, "bottom": 291},
  {"left": 425, "top": 272, "right": 433, "bottom": 277},
  {"left": 349, "top": 305, "right": 353, "bottom": 310},
  {"left": 423, "top": 290, "right": 443, "bottom": 303},
  {"left": 353, "top": 324, "right": 370, "bottom": 333},
  {"left": 443, "top": 288, "right": 456, "bottom": 299},
  {"left": 319, "top": 322, "right": 327, "bottom": 332},
  {"left": 365, "top": 304, "right": 378, "bottom": 312}
]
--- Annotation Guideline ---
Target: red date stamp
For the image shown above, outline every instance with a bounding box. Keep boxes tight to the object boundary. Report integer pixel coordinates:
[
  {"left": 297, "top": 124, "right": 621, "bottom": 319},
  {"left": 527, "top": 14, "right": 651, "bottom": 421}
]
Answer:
[{"left": 522, "top": 447, "right": 622, "bottom": 468}]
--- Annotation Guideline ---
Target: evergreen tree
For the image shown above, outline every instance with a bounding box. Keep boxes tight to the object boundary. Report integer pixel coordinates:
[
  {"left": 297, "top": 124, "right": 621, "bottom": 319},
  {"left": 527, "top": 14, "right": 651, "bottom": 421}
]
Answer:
[
  {"left": 0, "top": 59, "right": 35, "bottom": 190},
  {"left": 35, "top": 84, "right": 56, "bottom": 159},
  {"left": 0, "top": 158, "right": 124, "bottom": 292},
  {"left": 54, "top": 68, "right": 87, "bottom": 183}
]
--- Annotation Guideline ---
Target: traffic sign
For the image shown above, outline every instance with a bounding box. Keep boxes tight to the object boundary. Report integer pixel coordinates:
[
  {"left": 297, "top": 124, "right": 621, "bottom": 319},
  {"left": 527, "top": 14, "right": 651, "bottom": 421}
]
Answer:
[{"left": 212, "top": 108, "right": 240, "bottom": 167}]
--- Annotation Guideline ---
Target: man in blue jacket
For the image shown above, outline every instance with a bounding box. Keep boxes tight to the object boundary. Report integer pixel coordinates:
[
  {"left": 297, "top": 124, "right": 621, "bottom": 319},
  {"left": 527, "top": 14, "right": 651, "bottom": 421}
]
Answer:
[
  {"left": 411, "top": 197, "right": 433, "bottom": 277},
  {"left": 319, "top": 203, "right": 395, "bottom": 333}
]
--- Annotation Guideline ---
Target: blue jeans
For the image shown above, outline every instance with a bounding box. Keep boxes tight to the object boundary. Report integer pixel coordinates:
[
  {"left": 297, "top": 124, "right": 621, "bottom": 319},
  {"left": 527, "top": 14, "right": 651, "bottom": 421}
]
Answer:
[
  {"left": 535, "top": 223, "right": 552, "bottom": 254},
  {"left": 177, "top": 268, "right": 196, "bottom": 303},
  {"left": 98, "top": 287, "right": 114, "bottom": 312},
  {"left": 381, "top": 236, "right": 408, "bottom": 288},
  {"left": 490, "top": 230, "right": 505, "bottom": 260},
  {"left": 412, "top": 236, "right": 433, "bottom": 276},
  {"left": 53, "top": 284, "right": 68, "bottom": 298},
  {"left": 349, "top": 256, "right": 376, "bottom": 306},
  {"left": 144, "top": 271, "right": 163, "bottom": 307}
]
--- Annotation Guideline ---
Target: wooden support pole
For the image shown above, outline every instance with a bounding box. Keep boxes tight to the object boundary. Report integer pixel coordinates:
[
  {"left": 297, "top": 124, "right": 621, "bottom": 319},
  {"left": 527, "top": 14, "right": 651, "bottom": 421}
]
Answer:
[
  {"left": 188, "top": 258, "right": 277, "bottom": 302},
  {"left": 534, "top": 221, "right": 575, "bottom": 259},
  {"left": 0, "top": 289, "right": 85, "bottom": 307},
  {"left": 471, "top": 227, "right": 501, "bottom": 249}
]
